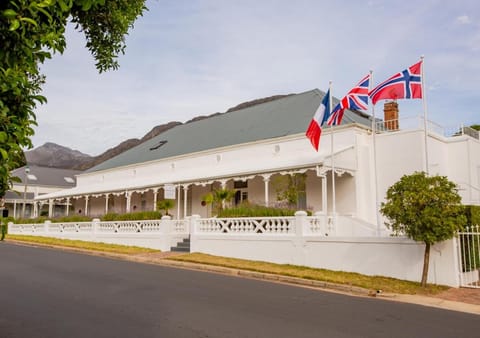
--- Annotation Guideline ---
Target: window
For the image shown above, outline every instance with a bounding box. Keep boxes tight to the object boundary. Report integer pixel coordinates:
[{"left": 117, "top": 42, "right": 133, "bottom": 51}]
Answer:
[
  {"left": 149, "top": 140, "right": 168, "bottom": 151},
  {"left": 234, "top": 180, "right": 248, "bottom": 189}
]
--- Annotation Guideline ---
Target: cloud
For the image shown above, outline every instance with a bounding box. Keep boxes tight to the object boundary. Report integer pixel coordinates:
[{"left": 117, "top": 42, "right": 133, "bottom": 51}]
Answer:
[
  {"left": 456, "top": 15, "right": 472, "bottom": 24},
  {"left": 31, "top": 0, "right": 480, "bottom": 155}
]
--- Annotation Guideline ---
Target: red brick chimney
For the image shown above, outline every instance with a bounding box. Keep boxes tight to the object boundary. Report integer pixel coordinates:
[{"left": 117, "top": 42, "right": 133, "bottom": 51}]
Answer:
[{"left": 384, "top": 101, "right": 399, "bottom": 130}]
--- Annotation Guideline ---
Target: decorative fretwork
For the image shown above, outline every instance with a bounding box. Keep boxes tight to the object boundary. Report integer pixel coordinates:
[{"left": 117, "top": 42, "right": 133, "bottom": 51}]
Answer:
[{"left": 197, "top": 217, "right": 294, "bottom": 234}]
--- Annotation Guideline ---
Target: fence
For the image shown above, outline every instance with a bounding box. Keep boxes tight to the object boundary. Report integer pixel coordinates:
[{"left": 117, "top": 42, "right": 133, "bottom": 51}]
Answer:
[
  {"left": 191, "top": 212, "right": 459, "bottom": 286},
  {"left": 8, "top": 213, "right": 463, "bottom": 287},
  {"left": 8, "top": 216, "right": 189, "bottom": 251},
  {"left": 457, "top": 225, "right": 480, "bottom": 288}
]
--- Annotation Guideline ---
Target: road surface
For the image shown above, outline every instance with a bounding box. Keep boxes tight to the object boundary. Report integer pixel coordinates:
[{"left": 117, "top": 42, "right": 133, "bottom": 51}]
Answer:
[{"left": 0, "top": 242, "right": 478, "bottom": 337}]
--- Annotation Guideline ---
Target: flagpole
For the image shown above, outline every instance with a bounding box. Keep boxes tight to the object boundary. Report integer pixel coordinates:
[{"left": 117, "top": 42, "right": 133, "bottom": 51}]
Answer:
[
  {"left": 370, "top": 70, "right": 381, "bottom": 236},
  {"left": 421, "top": 55, "right": 429, "bottom": 175},
  {"left": 328, "top": 81, "right": 336, "bottom": 233}
]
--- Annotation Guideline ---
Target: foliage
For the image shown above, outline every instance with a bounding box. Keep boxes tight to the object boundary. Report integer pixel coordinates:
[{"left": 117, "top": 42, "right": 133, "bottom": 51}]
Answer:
[
  {"left": 13, "top": 216, "right": 47, "bottom": 224},
  {"left": 380, "top": 172, "right": 466, "bottom": 286},
  {"left": 470, "top": 124, "right": 480, "bottom": 131},
  {"left": 272, "top": 174, "right": 306, "bottom": 208},
  {"left": 13, "top": 210, "right": 161, "bottom": 223},
  {"left": 0, "top": 0, "right": 147, "bottom": 198},
  {"left": 464, "top": 205, "right": 480, "bottom": 226},
  {"left": 217, "top": 202, "right": 309, "bottom": 217},
  {"left": 156, "top": 199, "right": 174, "bottom": 216},
  {"left": 202, "top": 188, "right": 235, "bottom": 214},
  {"left": 100, "top": 211, "right": 162, "bottom": 221}
]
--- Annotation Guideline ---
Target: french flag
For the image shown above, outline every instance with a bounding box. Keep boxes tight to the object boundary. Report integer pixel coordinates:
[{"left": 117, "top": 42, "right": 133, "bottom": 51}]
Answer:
[{"left": 306, "top": 90, "right": 331, "bottom": 151}]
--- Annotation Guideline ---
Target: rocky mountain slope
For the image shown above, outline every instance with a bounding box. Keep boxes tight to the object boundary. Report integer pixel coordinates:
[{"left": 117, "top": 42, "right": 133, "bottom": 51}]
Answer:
[{"left": 25, "top": 94, "right": 292, "bottom": 171}]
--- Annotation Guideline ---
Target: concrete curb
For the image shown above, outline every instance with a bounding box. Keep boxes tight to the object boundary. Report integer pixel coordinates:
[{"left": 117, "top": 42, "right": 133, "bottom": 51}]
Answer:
[{"left": 4, "top": 240, "right": 480, "bottom": 315}]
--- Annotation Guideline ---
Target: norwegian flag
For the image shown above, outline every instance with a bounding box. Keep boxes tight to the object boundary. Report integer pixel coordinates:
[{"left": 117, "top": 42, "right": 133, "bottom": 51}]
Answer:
[
  {"left": 327, "top": 74, "right": 370, "bottom": 126},
  {"left": 369, "top": 60, "right": 423, "bottom": 105}
]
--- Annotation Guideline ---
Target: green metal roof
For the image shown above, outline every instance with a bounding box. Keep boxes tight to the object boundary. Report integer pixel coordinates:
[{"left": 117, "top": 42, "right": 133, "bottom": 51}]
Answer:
[{"left": 88, "top": 89, "right": 372, "bottom": 173}]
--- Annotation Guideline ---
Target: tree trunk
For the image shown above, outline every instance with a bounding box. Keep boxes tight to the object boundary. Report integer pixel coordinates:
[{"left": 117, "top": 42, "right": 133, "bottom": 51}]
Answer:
[{"left": 421, "top": 242, "right": 431, "bottom": 287}]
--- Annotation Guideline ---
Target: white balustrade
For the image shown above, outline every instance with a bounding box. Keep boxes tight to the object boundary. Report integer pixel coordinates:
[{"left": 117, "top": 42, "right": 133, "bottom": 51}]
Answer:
[{"left": 197, "top": 217, "right": 294, "bottom": 234}]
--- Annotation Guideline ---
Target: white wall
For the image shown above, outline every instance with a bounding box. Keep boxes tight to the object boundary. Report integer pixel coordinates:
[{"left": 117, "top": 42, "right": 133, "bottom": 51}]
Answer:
[{"left": 192, "top": 233, "right": 459, "bottom": 286}]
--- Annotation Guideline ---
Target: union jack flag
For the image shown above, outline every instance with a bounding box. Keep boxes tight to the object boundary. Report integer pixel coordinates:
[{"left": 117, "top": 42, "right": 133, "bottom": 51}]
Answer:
[
  {"left": 369, "top": 60, "right": 423, "bottom": 105},
  {"left": 327, "top": 74, "right": 370, "bottom": 126}
]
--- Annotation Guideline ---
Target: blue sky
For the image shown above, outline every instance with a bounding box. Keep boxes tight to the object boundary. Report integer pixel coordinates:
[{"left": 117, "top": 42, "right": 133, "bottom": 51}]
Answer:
[{"left": 33, "top": 0, "right": 480, "bottom": 155}]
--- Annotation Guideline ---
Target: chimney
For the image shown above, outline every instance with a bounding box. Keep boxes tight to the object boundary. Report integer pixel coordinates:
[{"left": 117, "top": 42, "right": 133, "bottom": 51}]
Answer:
[{"left": 383, "top": 101, "right": 399, "bottom": 130}]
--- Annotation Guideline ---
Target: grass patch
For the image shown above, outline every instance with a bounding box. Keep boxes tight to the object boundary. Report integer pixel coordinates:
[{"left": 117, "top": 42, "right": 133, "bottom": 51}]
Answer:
[
  {"left": 168, "top": 253, "right": 449, "bottom": 295},
  {"left": 7, "top": 235, "right": 160, "bottom": 255}
]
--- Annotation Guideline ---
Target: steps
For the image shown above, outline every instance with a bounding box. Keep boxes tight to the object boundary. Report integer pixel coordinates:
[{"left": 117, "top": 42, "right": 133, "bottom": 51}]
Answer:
[{"left": 170, "top": 236, "right": 190, "bottom": 252}]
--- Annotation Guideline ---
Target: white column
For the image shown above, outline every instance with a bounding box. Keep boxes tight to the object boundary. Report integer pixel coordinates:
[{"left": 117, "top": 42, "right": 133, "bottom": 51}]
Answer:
[
  {"left": 262, "top": 175, "right": 271, "bottom": 207},
  {"left": 125, "top": 191, "right": 131, "bottom": 213},
  {"left": 152, "top": 188, "right": 159, "bottom": 211},
  {"left": 13, "top": 200, "right": 17, "bottom": 219},
  {"left": 48, "top": 199, "right": 53, "bottom": 218},
  {"left": 176, "top": 185, "right": 180, "bottom": 220},
  {"left": 321, "top": 175, "right": 327, "bottom": 213},
  {"left": 84, "top": 196, "right": 89, "bottom": 216},
  {"left": 66, "top": 197, "right": 70, "bottom": 216},
  {"left": 105, "top": 194, "right": 109, "bottom": 214},
  {"left": 219, "top": 180, "right": 228, "bottom": 210},
  {"left": 183, "top": 184, "right": 190, "bottom": 219}
]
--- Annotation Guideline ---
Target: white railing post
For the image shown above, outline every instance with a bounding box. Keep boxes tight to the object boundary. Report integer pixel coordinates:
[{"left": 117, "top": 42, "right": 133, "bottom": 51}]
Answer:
[
  {"left": 190, "top": 214, "right": 200, "bottom": 236},
  {"left": 190, "top": 214, "right": 201, "bottom": 253},
  {"left": 294, "top": 211, "right": 308, "bottom": 236},
  {"left": 294, "top": 211, "right": 308, "bottom": 265},
  {"left": 161, "top": 215, "right": 172, "bottom": 235},
  {"left": 92, "top": 218, "right": 100, "bottom": 241},
  {"left": 45, "top": 220, "right": 50, "bottom": 234}
]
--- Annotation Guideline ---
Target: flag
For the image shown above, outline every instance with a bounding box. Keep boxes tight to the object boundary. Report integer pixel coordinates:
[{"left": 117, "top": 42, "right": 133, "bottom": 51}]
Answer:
[
  {"left": 327, "top": 74, "right": 370, "bottom": 126},
  {"left": 369, "top": 60, "right": 422, "bottom": 105},
  {"left": 306, "top": 89, "right": 331, "bottom": 151}
]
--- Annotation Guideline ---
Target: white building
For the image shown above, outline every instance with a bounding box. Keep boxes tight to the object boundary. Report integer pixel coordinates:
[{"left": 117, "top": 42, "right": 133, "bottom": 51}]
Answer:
[
  {"left": 13, "top": 89, "right": 480, "bottom": 287},
  {"left": 5, "top": 165, "right": 81, "bottom": 218},
  {"left": 36, "top": 89, "right": 480, "bottom": 232}
]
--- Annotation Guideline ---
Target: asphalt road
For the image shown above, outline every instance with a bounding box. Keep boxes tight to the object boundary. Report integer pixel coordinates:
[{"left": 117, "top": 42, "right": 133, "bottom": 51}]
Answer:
[{"left": 0, "top": 242, "right": 478, "bottom": 338}]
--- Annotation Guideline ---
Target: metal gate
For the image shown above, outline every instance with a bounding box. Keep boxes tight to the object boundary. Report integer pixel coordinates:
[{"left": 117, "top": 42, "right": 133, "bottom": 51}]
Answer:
[{"left": 457, "top": 225, "right": 480, "bottom": 288}]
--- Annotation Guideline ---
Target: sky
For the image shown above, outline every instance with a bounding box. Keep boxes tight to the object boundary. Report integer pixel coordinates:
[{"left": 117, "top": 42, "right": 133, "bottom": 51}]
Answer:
[{"left": 32, "top": 0, "right": 480, "bottom": 156}]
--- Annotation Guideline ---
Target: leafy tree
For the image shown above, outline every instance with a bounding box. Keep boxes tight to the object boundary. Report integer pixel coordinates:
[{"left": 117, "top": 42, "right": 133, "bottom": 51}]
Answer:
[
  {"left": 157, "top": 199, "right": 175, "bottom": 216},
  {"left": 380, "top": 172, "right": 466, "bottom": 287},
  {"left": 273, "top": 173, "right": 306, "bottom": 208},
  {"left": 202, "top": 188, "right": 235, "bottom": 215},
  {"left": 470, "top": 124, "right": 480, "bottom": 131},
  {"left": 0, "top": 0, "right": 147, "bottom": 198}
]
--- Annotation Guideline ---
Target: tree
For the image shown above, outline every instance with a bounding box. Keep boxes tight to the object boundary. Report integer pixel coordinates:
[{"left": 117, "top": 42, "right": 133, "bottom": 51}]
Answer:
[
  {"left": 470, "top": 124, "right": 480, "bottom": 131},
  {"left": 0, "top": 0, "right": 147, "bottom": 198},
  {"left": 380, "top": 172, "right": 466, "bottom": 287},
  {"left": 157, "top": 199, "right": 175, "bottom": 216},
  {"left": 202, "top": 188, "right": 235, "bottom": 215}
]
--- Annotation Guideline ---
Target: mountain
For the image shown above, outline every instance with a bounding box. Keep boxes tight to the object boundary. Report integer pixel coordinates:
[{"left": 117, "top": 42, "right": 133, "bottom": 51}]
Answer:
[
  {"left": 26, "top": 94, "right": 292, "bottom": 171},
  {"left": 24, "top": 142, "right": 93, "bottom": 169}
]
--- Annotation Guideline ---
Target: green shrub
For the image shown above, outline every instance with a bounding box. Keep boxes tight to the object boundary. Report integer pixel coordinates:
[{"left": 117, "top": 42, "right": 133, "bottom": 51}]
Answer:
[
  {"left": 51, "top": 215, "right": 92, "bottom": 223},
  {"left": 13, "top": 216, "right": 47, "bottom": 224},
  {"left": 100, "top": 211, "right": 162, "bottom": 221},
  {"left": 217, "top": 203, "right": 309, "bottom": 217}
]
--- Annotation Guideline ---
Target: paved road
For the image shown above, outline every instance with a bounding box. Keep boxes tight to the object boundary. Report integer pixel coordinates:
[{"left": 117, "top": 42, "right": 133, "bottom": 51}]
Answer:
[{"left": 0, "top": 242, "right": 478, "bottom": 338}]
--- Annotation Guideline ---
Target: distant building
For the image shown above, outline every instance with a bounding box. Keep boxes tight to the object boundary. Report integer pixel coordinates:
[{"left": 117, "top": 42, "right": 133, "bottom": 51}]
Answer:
[
  {"left": 36, "top": 89, "right": 480, "bottom": 233},
  {"left": 4, "top": 165, "right": 81, "bottom": 218}
]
